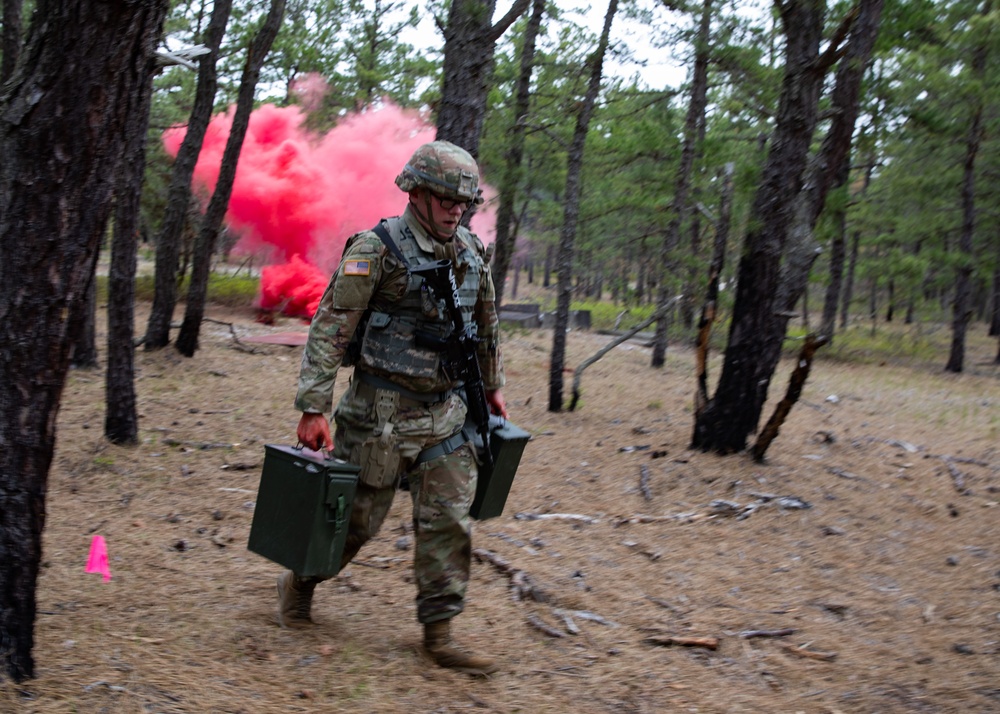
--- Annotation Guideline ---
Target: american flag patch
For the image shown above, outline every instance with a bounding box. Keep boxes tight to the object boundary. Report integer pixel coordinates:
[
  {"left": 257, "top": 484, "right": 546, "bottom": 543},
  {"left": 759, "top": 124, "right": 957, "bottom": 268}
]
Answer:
[{"left": 343, "top": 259, "right": 370, "bottom": 276}]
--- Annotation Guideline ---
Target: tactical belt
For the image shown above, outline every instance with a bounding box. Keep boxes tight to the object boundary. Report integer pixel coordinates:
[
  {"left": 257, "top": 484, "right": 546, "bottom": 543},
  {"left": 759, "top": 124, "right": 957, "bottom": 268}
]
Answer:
[
  {"left": 413, "top": 429, "right": 468, "bottom": 466},
  {"left": 353, "top": 370, "right": 453, "bottom": 406}
]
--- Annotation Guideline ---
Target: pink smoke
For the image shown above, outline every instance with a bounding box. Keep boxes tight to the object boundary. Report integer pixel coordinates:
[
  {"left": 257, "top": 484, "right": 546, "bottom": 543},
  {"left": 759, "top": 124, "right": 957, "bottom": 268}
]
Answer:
[{"left": 163, "top": 100, "right": 496, "bottom": 318}]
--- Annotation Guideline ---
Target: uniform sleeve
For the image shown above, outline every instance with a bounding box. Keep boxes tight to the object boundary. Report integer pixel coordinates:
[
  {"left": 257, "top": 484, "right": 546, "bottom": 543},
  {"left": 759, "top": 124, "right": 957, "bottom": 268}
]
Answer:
[
  {"left": 293, "top": 234, "right": 385, "bottom": 414},
  {"left": 473, "top": 257, "right": 505, "bottom": 391}
]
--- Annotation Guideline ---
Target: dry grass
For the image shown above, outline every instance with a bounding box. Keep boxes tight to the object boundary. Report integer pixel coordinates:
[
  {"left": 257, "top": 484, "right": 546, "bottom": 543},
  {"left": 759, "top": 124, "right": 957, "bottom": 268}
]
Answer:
[{"left": 3, "top": 302, "right": 999, "bottom": 713}]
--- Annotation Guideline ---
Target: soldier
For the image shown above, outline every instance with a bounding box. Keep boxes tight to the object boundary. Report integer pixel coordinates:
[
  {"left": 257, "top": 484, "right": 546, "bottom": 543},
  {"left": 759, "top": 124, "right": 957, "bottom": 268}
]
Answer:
[{"left": 284, "top": 141, "right": 507, "bottom": 676}]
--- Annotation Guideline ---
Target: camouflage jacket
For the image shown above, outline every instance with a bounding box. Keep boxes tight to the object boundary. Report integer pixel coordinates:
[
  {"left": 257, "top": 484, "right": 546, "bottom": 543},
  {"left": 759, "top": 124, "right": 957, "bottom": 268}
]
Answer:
[{"left": 294, "top": 205, "right": 505, "bottom": 414}]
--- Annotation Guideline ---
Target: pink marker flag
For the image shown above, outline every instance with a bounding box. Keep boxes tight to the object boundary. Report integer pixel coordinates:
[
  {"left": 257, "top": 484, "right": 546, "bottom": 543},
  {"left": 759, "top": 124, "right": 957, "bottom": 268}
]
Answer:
[{"left": 85, "top": 534, "right": 112, "bottom": 582}]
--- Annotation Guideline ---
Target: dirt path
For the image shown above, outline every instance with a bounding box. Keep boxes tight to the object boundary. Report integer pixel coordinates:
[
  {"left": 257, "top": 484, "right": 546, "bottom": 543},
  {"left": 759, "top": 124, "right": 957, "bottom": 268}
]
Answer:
[{"left": 5, "top": 306, "right": 999, "bottom": 713}]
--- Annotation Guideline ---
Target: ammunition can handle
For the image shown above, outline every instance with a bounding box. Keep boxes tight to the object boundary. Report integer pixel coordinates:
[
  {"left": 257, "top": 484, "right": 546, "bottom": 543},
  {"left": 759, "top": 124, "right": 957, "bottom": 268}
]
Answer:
[{"left": 326, "top": 490, "right": 347, "bottom": 530}]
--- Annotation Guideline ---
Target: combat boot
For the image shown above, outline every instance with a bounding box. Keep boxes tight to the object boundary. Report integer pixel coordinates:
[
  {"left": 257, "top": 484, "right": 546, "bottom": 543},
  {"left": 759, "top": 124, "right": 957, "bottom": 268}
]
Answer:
[
  {"left": 423, "top": 620, "right": 499, "bottom": 676},
  {"left": 276, "top": 571, "right": 318, "bottom": 628}
]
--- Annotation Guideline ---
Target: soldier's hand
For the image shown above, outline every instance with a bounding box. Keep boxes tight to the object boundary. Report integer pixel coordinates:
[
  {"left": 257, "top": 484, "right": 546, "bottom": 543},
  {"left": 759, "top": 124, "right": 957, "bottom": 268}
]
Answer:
[
  {"left": 297, "top": 412, "right": 332, "bottom": 452},
  {"left": 486, "top": 389, "right": 509, "bottom": 419}
]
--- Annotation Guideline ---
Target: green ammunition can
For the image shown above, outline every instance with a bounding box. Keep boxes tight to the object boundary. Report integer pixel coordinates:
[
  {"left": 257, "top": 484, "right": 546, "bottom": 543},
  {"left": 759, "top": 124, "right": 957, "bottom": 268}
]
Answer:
[
  {"left": 470, "top": 416, "right": 531, "bottom": 520},
  {"left": 247, "top": 444, "right": 360, "bottom": 577}
]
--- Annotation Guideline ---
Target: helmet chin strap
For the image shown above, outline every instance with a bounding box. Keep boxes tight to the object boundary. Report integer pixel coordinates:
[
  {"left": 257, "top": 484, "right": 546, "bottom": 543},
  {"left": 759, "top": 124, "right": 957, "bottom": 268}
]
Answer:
[{"left": 410, "top": 192, "right": 455, "bottom": 242}]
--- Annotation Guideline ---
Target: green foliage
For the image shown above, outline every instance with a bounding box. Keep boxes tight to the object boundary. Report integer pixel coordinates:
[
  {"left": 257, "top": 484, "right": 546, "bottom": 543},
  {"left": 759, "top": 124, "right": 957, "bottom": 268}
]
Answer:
[{"left": 129, "top": 272, "right": 261, "bottom": 307}]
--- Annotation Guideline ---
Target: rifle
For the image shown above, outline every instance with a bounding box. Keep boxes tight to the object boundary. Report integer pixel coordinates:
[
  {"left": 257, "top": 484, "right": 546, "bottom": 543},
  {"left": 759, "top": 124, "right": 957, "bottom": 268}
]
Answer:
[{"left": 410, "top": 259, "right": 494, "bottom": 470}]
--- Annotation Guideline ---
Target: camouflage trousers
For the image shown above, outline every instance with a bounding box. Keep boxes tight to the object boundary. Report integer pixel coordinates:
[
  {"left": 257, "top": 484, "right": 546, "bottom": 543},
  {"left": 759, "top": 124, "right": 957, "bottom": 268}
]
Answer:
[{"left": 328, "top": 375, "right": 477, "bottom": 624}]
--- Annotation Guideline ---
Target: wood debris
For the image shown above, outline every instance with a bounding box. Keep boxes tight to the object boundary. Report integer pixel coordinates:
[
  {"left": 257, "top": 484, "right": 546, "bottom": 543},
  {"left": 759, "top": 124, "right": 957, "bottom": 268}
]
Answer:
[
  {"left": 526, "top": 613, "right": 565, "bottom": 638},
  {"left": 738, "top": 628, "right": 797, "bottom": 639},
  {"left": 940, "top": 456, "right": 971, "bottom": 495},
  {"left": 474, "top": 549, "right": 616, "bottom": 638},
  {"left": 474, "top": 549, "right": 549, "bottom": 603},
  {"left": 644, "top": 634, "right": 719, "bottom": 650},
  {"left": 514, "top": 512, "right": 599, "bottom": 524},
  {"left": 639, "top": 465, "right": 653, "bottom": 501},
  {"left": 780, "top": 642, "right": 837, "bottom": 661}
]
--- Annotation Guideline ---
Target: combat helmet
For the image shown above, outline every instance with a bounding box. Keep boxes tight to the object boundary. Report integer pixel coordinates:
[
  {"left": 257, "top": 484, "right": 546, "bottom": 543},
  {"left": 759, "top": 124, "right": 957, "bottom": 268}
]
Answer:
[{"left": 395, "top": 141, "right": 484, "bottom": 205}]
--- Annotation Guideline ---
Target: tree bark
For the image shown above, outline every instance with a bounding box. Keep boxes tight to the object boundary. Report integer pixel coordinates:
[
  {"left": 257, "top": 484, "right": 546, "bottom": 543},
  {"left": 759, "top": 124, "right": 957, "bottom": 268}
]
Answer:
[
  {"left": 1, "top": 0, "right": 21, "bottom": 82},
  {"left": 651, "top": 0, "right": 712, "bottom": 368},
  {"left": 841, "top": 229, "right": 860, "bottom": 328},
  {"left": 106, "top": 32, "right": 162, "bottom": 444},
  {"left": 491, "top": 0, "right": 545, "bottom": 309},
  {"left": 436, "top": 0, "right": 530, "bottom": 158},
  {"left": 946, "top": 1, "right": 988, "bottom": 373},
  {"left": 691, "top": 0, "right": 828, "bottom": 453},
  {"left": 548, "top": 0, "right": 617, "bottom": 412},
  {"left": 70, "top": 274, "right": 100, "bottom": 369},
  {"left": 693, "top": 0, "right": 883, "bottom": 453},
  {"left": 176, "top": 0, "right": 286, "bottom": 357},
  {"left": 990, "top": 239, "right": 1000, "bottom": 339},
  {"left": 693, "top": 163, "right": 734, "bottom": 419},
  {"left": 0, "top": 0, "right": 169, "bottom": 682},
  {"left": 821, "top": 192, "right": 846, "bottom": 342},
  {"left": 144, "top": 0, "right": 232, "bottom": 350}
]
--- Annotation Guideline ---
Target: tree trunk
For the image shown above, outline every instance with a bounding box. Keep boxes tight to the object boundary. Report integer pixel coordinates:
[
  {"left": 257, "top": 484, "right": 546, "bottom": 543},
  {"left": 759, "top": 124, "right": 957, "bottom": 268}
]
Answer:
[
  {"left": 70, "top": 274, "right": 100, "bottom": 369},
  {"left": 436, "top": 0, "right": 529, "bottom": 158},
  {"left": 990, "top": 241, "right": 999, "bottom": 338},
  {"left": 175, "top": 0, "right": 286, "bottom": 357},
  {"left": 1, "top": 0, "right": 21, "bottom": 82},
  {"left": 0, "top": 0, "right": 169, "bottom": 682},
  {"left": 691, "top": 0, "right": 827, "bottom": 453},
  {"left": 548, "top": 0, "right": 617, "bottom": 412},
  {"left": 549, "top": 0, "right": 618, "bottom": 412},
  {"left": 106, "top": 37, "right": 161, "bottom": 444},
  {"left": 693, "top": 0, "right": 883, "bottom": 453},
  {"left": 946, "top": 3, "right": 988, "bottom": 373},
  {"left": 651, "top": 0, "right": 712, "bottom": 368},
  {"left": 144, "top": 0, "right": 232, "bottom": 350},
  {"left": 491, "top": 0, "right": 545, "bottom": 309},
  {"left": 841, "top": 229, "right": 860, "bottom": 328},
  {"left": 693, "top": 163, "right": 735, "bottom": 419},
  {"left": 821, "top": 190, "right": 846, "bottom": 342}
]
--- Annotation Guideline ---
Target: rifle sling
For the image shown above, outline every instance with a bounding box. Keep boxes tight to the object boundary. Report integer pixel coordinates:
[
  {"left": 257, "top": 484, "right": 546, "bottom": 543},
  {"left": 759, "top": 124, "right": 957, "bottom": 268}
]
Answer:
[{"left": 371, "top": 221, "right": 410, "bottom": 269}]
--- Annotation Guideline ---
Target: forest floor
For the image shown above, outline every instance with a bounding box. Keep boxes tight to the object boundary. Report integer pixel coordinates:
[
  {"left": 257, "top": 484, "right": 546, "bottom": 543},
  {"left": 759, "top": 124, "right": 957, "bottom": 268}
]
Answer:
[{"left": 3, "top": 299, "right": 999, "bottom": 714}]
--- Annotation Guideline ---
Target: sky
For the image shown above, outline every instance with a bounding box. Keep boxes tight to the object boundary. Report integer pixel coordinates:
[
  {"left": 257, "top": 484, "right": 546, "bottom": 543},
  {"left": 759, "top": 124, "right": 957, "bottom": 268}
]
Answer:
[{"left": 397, "top": 0, "right": 691, "bottom": 91}]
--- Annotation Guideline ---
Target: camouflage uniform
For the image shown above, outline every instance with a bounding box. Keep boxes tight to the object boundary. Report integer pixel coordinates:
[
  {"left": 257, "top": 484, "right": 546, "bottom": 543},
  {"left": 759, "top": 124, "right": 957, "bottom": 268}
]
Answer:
[{"left": 294, "top": 191, "right": 503, "bottom": 624}]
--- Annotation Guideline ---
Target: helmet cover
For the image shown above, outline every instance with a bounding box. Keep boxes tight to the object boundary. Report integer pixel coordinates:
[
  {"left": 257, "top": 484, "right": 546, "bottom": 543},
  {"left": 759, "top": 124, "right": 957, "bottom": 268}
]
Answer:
[{"left": 395, "top": 141, "right": 484, "bottom": 205}]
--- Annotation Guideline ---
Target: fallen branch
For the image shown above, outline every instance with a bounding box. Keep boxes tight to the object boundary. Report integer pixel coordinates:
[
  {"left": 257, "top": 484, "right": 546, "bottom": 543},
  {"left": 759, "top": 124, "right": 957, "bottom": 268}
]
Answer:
[
  {"left": 941, "top": 456, "right": 971, "bottom": 495},
  {"left": 568, "top": 297, "right": 681, "bottom": 411},
  {"left": 473, "top": 549, "right": 549, "bottom": 603},
  {"left": 645, "top": 596, "right": 690, "bottom": 616},
  {"left": 474, "top": 549, "right": 618, "bottom": 638},
  {"left": 780, "top": 642, "right": 837, "bottom": 661},
  {"left": 204, "top": 317, "right": 259, "bottom": 354},
  {"left": 644, "top": 635, "right": 719, "bottom": 650},
  {"left": 639, "top": 465, "right": 653, "bottom": 501},
  {"left": 526, "top": 613, "right": 565, "bottom": 638},
  {"left": 514, "top": 512, "right": 599, "bottom": 524},
  {"left": 163, "top": 438, "right": 236, "bottom": 450},
  {"left": 739, "top": 628, "right": 797, "bottom": 639}
]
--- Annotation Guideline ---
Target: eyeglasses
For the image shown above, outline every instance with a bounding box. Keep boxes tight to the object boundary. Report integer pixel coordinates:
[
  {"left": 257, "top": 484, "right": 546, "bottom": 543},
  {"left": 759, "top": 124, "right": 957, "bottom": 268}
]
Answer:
[{"left": 431, "top": 193, "right": 471, "bottom": 211}]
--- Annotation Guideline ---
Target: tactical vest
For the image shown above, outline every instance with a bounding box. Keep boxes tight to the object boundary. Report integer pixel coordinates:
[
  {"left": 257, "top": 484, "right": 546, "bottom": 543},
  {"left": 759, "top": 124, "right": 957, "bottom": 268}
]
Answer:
[{"left": 354, "top": 217, "right": 485, "bottom": 391}]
